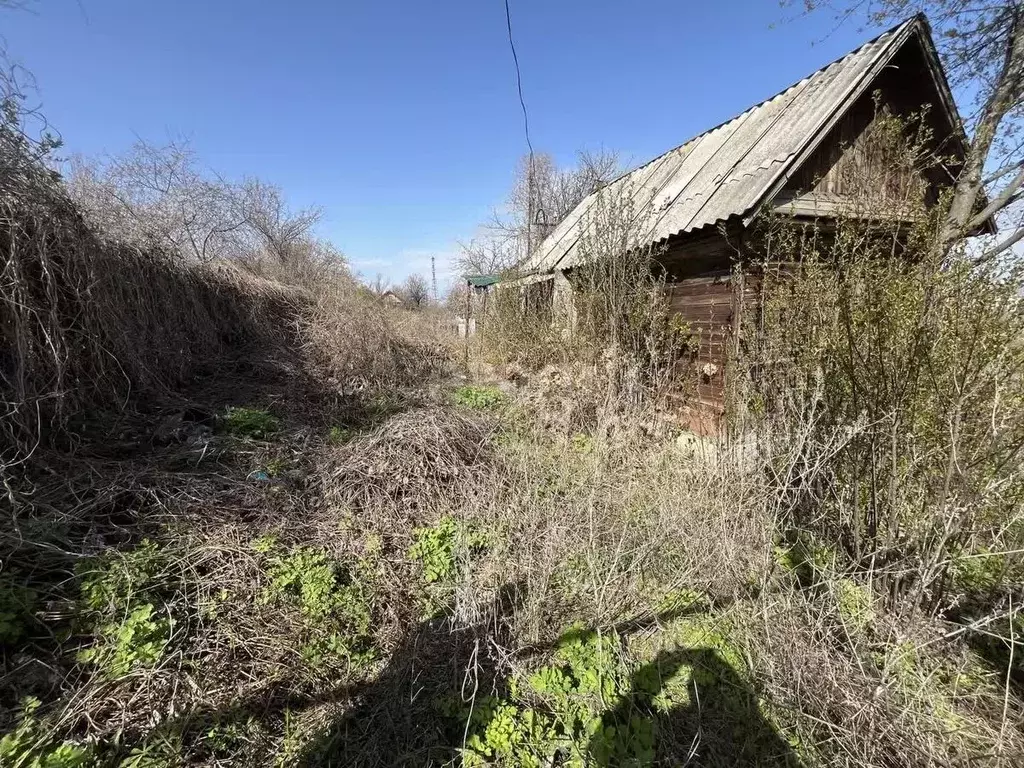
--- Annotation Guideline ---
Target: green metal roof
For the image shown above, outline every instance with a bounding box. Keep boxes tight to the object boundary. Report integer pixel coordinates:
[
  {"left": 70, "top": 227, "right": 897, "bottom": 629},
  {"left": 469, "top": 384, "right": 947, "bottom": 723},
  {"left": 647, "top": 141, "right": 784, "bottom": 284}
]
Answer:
[{"left": 466, "top": 274, "right": 500, "bottom": 288}]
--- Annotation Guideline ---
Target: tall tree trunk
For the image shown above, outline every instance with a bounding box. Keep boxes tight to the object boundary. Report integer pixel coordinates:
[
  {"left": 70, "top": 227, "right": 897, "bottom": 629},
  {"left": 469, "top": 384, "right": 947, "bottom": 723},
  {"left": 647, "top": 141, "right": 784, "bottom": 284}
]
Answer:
[{"left": 938, "top": 5, "right": 1024, "bottom": 257}]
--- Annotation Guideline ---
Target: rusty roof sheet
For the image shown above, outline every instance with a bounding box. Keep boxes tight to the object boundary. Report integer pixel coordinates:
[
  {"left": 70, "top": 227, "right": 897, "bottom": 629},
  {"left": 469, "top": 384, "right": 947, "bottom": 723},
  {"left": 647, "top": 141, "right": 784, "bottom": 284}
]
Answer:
[{"left": 525, "top": 16, "right": 926, "bottom": 273}]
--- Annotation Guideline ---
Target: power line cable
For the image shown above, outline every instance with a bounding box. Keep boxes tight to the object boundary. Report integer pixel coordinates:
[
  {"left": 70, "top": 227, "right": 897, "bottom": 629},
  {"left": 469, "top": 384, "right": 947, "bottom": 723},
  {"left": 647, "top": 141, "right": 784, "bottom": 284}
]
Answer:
[
  {"left": 504, "top": 0, "right": 534, "bottom": 158},
  {"left": 504, "top": 0, "right": 546, "bottom": 256}
]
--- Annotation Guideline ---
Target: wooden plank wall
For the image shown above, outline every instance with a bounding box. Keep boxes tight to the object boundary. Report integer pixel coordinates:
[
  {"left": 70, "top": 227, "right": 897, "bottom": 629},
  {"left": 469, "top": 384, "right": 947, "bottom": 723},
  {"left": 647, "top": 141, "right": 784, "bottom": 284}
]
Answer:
[
  {"left": 663, "top": 273, "right": 734, "bottom": 435},
  {"left": 663, "top": 267, "right": 766, "bottom": 434}
]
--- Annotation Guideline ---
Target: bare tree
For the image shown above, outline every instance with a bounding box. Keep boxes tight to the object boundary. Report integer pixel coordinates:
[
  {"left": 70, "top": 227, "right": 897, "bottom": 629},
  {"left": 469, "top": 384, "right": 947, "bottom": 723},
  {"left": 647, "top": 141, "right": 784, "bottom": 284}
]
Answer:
[
  {"left": 455, "top": 234, "right": 521, "bottom": 277},
  {"left": 235, "top": 177, "right": 323, "bottom": 267},
  {"left": 796, "top": 2, "right": 1024, "bottom": 261},
  {"left": 402, "top": 273, "right": 430, "bottom": 308},
  {"left": 366, "top": 273, "right": 391, "bottom": 296},
  {"left": 508, "top": 148, "right": 621, "bottom": 240},
  {"left": 456, "top": 148, "right": 621, "bottom": 276},
  {"left": 67, "top": 139, "right": 335, "bottom": 282},
  {"left": 68, "top": 140, "right": 248, "bottom": 262}
]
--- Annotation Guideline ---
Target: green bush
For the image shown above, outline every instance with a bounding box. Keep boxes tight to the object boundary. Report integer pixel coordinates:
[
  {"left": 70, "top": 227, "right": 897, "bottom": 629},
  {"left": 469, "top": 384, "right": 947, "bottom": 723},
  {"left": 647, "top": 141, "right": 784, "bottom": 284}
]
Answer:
[
  {"left": 746, "top": 199, "right": 1024, "bottom": 611},
  {"left": 739, "top": 111, "right": 1024, "bottom": 614}
]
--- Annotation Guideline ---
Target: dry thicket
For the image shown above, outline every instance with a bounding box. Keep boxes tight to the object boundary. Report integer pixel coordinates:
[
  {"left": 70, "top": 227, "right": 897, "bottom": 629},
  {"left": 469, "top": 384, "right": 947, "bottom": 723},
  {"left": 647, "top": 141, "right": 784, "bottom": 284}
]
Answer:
[
  {"left": 2, "top": 22, "right": 1023, "bottom": 768},
  {"left": 434, "top": 106, "right": 1024, "bottom": 767},
  {"left": 480, "top": 180, "right": 691, "bottom": 436},
  {"left": 0, "top": 184, "right": 306, "bottom": 464}
]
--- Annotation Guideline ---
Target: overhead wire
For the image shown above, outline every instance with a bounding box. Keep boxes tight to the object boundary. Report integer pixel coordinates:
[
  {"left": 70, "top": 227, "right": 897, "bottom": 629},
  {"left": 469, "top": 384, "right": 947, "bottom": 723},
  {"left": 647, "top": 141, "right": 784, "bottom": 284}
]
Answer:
[
  {"left": 504, "top": 0, "right": 546, "bottom": 249},
  {"left": 504, "top": 0, "right": 534, "bottom": 159}
]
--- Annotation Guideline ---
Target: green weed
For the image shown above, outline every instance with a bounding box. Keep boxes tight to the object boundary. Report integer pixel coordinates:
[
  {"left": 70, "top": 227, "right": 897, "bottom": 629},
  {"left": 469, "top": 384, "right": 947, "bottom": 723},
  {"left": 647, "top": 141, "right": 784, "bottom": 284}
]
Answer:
[
  {"left": 453, "top": 626, "right": 675, "bottom": 767},
  {"left": 251, "top": 534, "right": 278, "bottom": 554},
  {"left": 327, "top": 425, "right": 353, "bottom": 444},
  {"left": 835, "top": 578, "right": 875, "bottom": 631},
  {"left": 276, "top": 707, "right": 304, "bottom": 768},
  {"left": 78, "top": 539, "right": 166, "bottom": 613},
  {"left": 0, "top": 573, "right": 36, "bottom": 644},
  {"left": 221, "top": 406, "right": 280, "bottom": 438},
  {"left": 409, "top": 516, "right": 489, "bottom": 584},
  {"left": 453, "top": 385, "right": 505, "bottom": 409},
  {"left": 77, "top": 540, "right": 174, "bottom": 678},
  {"left": 117, "top": 728, "right": 183, "bottom": 768},
  {"left": 265, "top": 457, "right": 288, "bottom": 477},
  {"left": 263, "top": 547, "right": 376, "bottom": 670},
  {"left": 655, "top": 587, "right": 706, "bottom": 615},
  {"left": 79, "top": 603, "right": 171, "bottom": 678},
  {"left": 0, "top": 697, "right": 92, "bottom": 768},
  {"left": 773, "top": 533, "right": 835, "bottom": 587},
  {"left": 200, "top": 716, "right": 263, "bottom": 761},
  {"left": 570, "top": 433, "right": 594, "bottom": 455},
  {"left": 951, "top": 548, "right": 1007, "bottom": 597}
]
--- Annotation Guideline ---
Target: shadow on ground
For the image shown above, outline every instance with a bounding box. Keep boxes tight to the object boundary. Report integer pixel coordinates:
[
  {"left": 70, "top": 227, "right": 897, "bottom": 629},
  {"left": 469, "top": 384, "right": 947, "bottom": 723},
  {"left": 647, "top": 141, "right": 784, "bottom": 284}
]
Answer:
[
  {"left": 297, "top": 581, "right": 526, "bottom": 767},
  {"left": 290, "top": 591, "right": 800, "bottom": 768},
  {"left": 590, "top": 646, "right": 800, "bottom": 766}
]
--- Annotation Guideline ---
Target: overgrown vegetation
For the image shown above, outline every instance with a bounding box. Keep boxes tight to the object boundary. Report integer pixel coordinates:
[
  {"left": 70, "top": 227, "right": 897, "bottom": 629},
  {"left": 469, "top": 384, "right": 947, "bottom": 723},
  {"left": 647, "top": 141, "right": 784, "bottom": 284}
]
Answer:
[
  {"left": 480, "top": 183, "right": 693, "bottom": 434},
  {"left": 3, "top": 9, "right": 1024, "bottom": 768},
  {"left": 453, "top": 384, "right": 505, "bottom": 409}
]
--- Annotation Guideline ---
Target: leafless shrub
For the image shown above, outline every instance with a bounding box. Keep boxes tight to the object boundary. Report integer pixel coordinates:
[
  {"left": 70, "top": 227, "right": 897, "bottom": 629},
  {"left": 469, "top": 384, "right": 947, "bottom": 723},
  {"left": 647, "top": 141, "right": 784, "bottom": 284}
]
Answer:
[
  {"left": 321, "top": 407, "right": 493, "bottom": 515},
  {"left": 67, "top": 140, "right": 247, "bottom": 263},
  {"left": 737, "top": 110, "right": 1024, "bottom": 620},
  {"left": 67, "top": 139, "right": 348, "bottom": 290},
  {"left": 483, "top": 182, "right": 691, "bottom": 434}
]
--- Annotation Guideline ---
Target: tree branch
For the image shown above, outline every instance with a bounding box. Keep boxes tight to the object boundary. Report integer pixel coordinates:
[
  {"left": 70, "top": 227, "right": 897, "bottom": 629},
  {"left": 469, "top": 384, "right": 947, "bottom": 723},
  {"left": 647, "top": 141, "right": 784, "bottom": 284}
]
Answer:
[{"left": 969, "top": 163, "right": 1024, "bottom": 228}]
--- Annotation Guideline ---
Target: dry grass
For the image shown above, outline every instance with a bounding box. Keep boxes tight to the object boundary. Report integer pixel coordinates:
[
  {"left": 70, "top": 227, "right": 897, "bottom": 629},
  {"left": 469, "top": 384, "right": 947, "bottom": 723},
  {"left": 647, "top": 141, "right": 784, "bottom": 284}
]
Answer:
[
  {"left": 0, "top": 189, "right": 306, "bottom": 468},
  {"left": 321, "top": 406, "right": 493, "bottom": 517},
  {"left": 303, "top": 289, "right": 452, "bottom": 398},
  {"left": 2, "top": 129, "right": 1021, "bottom": 768}
]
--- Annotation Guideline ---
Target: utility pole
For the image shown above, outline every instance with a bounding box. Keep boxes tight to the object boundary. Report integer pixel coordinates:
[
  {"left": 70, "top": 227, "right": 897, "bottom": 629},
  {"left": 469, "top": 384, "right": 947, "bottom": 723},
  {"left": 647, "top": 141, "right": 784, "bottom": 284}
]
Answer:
[
  {"left": 526, "top": 154, "right": 534, "bottom": 260},
  {"left": 431, "top": 255, "right": 438, "bottom": 304}
]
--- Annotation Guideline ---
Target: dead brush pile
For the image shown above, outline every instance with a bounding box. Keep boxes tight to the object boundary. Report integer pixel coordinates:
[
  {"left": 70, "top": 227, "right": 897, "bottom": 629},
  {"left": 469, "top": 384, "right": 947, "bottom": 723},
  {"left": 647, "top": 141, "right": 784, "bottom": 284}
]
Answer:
[{"left": 321, "top": 406, "right": 494, "bottom": 515}]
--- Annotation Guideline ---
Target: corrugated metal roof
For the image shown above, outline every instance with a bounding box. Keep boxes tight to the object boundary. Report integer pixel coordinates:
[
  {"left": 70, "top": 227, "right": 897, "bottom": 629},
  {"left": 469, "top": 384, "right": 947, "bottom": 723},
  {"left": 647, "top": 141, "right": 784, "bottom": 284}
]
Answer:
[{"left": 525, "top": 16, "right": 926, "bottom": 274}]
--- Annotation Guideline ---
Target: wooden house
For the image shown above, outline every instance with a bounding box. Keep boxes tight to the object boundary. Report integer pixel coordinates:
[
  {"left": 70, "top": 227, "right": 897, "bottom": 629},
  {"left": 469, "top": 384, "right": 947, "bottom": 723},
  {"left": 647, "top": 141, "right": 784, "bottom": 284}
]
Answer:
[{"left": 518, "top": 14, "right": 993, "bottom": 431}]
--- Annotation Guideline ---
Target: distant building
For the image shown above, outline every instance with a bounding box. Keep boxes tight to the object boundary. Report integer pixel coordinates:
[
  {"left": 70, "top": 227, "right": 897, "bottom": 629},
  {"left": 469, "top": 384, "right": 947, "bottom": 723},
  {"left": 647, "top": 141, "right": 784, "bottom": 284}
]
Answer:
[
  {"left": 458, "top": 275, "right": 499, "bottom": 337},
  {"left": 380, "top": 290, "right": 402, "bottom": 306}
]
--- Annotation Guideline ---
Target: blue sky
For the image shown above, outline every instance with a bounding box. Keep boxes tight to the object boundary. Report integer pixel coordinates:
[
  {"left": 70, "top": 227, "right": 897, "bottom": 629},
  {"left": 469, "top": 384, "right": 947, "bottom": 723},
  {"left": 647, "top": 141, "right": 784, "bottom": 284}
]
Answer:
[{"left": 3, "top": 0, "right": 881, "bottom": 282}]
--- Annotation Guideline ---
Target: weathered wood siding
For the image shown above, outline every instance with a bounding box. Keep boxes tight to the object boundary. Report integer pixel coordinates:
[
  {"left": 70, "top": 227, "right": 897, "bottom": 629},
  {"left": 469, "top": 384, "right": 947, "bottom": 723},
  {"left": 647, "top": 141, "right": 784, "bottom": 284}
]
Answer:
[
  {"left": 665, "top": 274, "right": 733, "bottom": 412},
  {"left": 654, "top": 232, "right": 743, "bottom": 432},
  {"left": 784, "top": 37, "right": 956, "bottom": 213}
]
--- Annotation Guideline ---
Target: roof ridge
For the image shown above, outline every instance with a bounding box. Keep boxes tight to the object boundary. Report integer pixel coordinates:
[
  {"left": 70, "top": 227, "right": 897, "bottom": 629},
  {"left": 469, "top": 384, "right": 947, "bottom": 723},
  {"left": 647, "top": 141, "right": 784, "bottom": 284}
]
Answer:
[
  {"left": 524, "top": 13, "right": 941, "bottom": 273},
  {"left": 596, "top": 14, "right": 922, "bottom": 193}
]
